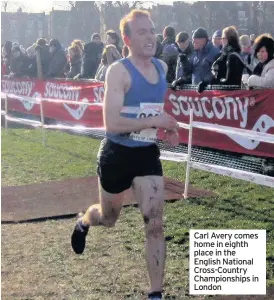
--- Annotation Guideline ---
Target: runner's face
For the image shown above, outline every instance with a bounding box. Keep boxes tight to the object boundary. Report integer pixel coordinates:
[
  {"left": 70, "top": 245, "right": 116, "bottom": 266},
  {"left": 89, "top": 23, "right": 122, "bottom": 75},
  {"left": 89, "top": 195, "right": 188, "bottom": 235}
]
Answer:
[
  {"left": 128, "top": 17, "right": 156, "bottom": 58},
  {"left": 257, "top": 47, "right": 268, "bottom": 63}
]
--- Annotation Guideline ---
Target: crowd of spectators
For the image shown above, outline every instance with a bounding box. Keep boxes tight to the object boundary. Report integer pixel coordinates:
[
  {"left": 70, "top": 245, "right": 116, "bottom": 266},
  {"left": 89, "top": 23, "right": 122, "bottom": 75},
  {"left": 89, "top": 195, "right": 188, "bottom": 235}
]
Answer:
[{"left": 2, "top": 25, "right": 274, "bottom": 89}]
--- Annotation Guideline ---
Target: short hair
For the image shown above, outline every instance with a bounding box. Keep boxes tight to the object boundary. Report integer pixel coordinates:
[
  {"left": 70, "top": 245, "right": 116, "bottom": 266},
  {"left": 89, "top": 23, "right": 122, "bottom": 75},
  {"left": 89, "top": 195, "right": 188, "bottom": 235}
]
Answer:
[
  {"left": 119, "top": 9, "right": 150, "bottom": 38},
  {"left": 163, "top": 26, "right": 175, "bottom": 39},
  {"left": 106, "top": 30, "right": 120, "bottom": 46},
  {"left": 36, "top": 38, "right": 47, "bottom": 46},
  {"left": 239, "top": 35, "right": 251, "bottom": 48},
  {"left": 176, "top": 32, "right": 189, "bottom": 43}
]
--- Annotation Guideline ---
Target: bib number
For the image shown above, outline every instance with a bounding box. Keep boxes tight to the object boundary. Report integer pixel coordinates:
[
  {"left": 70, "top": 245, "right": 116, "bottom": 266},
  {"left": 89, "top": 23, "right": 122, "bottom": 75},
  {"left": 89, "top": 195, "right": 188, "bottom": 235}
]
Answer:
[{"left": 130, "top": 103, "right": 164, "bottom": 143}]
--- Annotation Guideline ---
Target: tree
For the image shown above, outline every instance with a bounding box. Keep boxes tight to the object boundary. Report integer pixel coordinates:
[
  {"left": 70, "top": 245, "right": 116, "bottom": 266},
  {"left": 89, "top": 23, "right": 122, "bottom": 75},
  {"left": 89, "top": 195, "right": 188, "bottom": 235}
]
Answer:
[{"left": 2, "top": 1, "right": 8, "bottom": 12}]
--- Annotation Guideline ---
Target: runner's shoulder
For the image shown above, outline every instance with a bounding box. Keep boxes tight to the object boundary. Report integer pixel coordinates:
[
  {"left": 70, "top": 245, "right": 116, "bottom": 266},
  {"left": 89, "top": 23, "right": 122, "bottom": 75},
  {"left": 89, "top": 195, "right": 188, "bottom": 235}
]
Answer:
[
  {"left": 156, "top": 59, "right": 168, "bottom": 74},
  {"left": 105, "top": 61, "right": 131, "bottom": 90},
  {"left": 105, "top": 61, "right": 130, "bottom": 81}
]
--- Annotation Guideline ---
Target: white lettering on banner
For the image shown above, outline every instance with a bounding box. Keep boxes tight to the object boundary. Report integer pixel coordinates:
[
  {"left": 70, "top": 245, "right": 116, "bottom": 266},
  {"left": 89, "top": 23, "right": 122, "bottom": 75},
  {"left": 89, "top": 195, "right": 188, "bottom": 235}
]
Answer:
[
  {"left": 94, "top": 86, "right": 104, "bottom": 103},
  {"left": 169, "top": 94, "right": 249, "bottom": 128},
  {"left": 43, "top": 82, "right": 101, "bottom": 120},
  {"left": 1, "top": 80, "right": 33, "bottom": 96},
  {"left": 44, "top": 82, "right": 80, "bottom": 102}
]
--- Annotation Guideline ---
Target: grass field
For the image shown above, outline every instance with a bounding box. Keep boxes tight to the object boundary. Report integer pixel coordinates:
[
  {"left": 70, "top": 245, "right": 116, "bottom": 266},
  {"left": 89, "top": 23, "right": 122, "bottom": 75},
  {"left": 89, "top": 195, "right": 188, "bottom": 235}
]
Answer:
[{"left": 1, "top": 129, "right": 274, "bottom": 300}]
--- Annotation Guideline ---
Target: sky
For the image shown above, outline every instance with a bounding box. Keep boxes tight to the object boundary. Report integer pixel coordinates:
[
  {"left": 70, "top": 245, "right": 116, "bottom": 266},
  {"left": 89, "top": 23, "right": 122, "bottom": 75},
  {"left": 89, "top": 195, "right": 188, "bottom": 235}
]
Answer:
[{"left": 1, "top": 1, "right": 175, "bottom": 13}]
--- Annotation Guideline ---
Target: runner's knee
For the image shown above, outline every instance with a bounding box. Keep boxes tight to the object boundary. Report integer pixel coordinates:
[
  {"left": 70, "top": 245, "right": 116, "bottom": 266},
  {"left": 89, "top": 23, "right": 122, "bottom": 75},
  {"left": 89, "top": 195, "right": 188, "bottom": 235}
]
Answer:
[{"left": 144, "top": 217, "right": 164, "bottom": 238}]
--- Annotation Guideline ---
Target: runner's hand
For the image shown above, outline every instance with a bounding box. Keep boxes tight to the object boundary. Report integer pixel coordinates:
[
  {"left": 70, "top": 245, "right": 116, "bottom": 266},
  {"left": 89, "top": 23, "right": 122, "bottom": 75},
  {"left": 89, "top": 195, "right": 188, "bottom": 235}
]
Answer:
[
  {"left": 153, "top": 114, "right": 178, "bottom": 130},
  {"left": 165, "top": 129, "right": 179, "bottom": 147}
]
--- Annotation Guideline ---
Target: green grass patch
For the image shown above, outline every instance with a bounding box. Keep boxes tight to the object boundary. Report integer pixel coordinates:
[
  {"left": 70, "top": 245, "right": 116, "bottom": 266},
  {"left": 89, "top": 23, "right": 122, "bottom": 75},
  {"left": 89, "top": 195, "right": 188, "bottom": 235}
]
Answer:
[{"left": 2, "top": 129, "right": 274, "bottom": 299}]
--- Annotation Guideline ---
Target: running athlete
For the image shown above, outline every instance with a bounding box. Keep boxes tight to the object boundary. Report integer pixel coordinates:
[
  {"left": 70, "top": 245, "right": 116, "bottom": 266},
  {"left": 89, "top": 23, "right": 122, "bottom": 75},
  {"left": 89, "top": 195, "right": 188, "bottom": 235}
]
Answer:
[{"left": 71, "top": 9, "right": 179, "bottom": 300}]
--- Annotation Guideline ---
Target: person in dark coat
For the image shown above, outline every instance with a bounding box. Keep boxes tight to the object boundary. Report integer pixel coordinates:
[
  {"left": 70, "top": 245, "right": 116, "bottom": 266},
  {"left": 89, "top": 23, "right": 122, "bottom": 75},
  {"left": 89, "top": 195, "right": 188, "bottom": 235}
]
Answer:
[
  {"left": 34, "top": 38, "right": 51, "bottom": 77},
  {"left": 161, "top": 26, "right": 179, "bottom": 83},
  {"left": 66, "top": 44, "right": 82, "bottom": 79},
  {"left": 171, "top": 27, "right": 220, "bottom": 90},
  {"left": 9, "top": 45, "right": 30, "bottom": 78},
  {"left": 46, "top": 39, "right": 67, "bottom": 78},
  {"left": 76, "top": 40, "right": 104, "bottom": 79},
  {"left": 211, "top": 26, "right": 245, "bottom": 86},
  {"left": 175, "top": 31, "right": 194, "bottom": 80},
  {"left": 2, "top": 41, "right": 13, "bottom": 75}
]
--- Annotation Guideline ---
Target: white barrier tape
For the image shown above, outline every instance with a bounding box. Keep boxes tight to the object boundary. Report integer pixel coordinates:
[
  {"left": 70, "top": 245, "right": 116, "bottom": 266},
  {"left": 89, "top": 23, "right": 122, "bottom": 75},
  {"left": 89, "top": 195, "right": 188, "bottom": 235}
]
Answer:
[
  {"left": 1, "top": 93, "right": 104, "bottom": 106},
  {"left": 1, "top": 93, "right": 41, "bottom": 104},
  {"left": 39, "top": 98, "right": 103, "bottom": 106},
  {"left": 43, "top": 124, "right": 105, "bottom": 131},
  {"left": 1, "top": 110, "right": 6, "bottom": 116},
  {"left": 193, "top": 121, "right": 274, "bottom": 144},
  {"left": 160, "top": 151, "right": 188, "bottom": 162},
  {"left": 177, "top": 122, "right": 190, "bottom": 130},
  {"left": 190, "top": 161, "right": 274, "bottom": 188},
  {"left": 5, "top": 115, "right": 42, "bottom": 127}
]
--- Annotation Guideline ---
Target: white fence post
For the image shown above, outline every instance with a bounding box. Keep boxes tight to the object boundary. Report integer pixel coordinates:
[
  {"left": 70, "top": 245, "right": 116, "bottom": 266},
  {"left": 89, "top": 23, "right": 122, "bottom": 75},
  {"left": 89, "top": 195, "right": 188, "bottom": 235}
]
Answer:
[
  {"left": 5, "top": 94, "right": 8, "bottom": 130},
  {"left": 183, "top": 108, "right": 194, "bottom": 199},
  {"left": 39, "top": 99, "right": 46, "bottom": 146}
]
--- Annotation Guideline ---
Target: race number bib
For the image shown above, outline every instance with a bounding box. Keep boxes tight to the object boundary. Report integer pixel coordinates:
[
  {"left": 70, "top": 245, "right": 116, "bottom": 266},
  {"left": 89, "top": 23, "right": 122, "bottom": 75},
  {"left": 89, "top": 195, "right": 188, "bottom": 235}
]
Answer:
[{"left": 130, "top": 103, "right": 164, "bottom": 143}]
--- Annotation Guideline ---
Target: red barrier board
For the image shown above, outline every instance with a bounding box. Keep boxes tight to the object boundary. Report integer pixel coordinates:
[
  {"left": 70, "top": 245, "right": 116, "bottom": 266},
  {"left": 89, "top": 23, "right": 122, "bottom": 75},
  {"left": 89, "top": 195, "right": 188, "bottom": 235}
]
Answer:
[{"left": 1, "top": 78, "right": 274, "bottom": 158}]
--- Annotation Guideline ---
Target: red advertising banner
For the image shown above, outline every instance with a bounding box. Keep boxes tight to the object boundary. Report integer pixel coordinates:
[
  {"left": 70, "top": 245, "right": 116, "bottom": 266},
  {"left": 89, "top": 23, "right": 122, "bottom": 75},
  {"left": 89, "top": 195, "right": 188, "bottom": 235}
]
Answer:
[
  {"left": 1, "top": 78, "right": 274, "bottom": 158},
  {"left": 1, "top": 78, "right": 104, "bottom": 126},
  {"left": 164, "top": 89, "right": 274, "bottom": 158}
]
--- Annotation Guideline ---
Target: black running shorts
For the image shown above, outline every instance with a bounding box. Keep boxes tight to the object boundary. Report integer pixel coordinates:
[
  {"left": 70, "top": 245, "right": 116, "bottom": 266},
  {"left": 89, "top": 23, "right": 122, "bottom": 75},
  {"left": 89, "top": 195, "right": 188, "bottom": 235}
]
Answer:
[{"left": 97, "top": 139, "right": 163, "bottom": 194}]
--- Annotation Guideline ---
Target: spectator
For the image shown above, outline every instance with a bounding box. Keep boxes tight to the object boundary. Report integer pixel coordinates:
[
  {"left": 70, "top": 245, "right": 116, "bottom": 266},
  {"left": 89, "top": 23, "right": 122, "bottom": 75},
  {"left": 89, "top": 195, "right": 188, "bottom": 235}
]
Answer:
[
  {"left": 26, "top": 44, "right": 37, "bottom": 77},
  {"left": 162, "top": 26, "right": 179, "bottom": 83},
  {"left": 106, "top": 30, "right": 122, "bottom": 55},
  {"left": 2, "top": 41, "right": 13, "bottom": 75},
  {"left": 248, "top": 35, "right": 274, "bottom": 88},
  {"left": 46, "top": 39, "right": 67, "bottom": 78},
  {"left": 35, "top": 38, "right": 51, "bottom": 77},
  {"left": 9, "top": 45, "right": 30, "bottom": 78},
  {"left": 239, "top": 35, "right": 256, "bottom": 74},
  {"left": 66, "top": 44, "right": 82, "bottom": 78},
  {"left": 175, "top": 31, "right": 194, "bottom": 80},
  {"left": 91, "top": 33, "right": 102, "bottom": 44},
  {"left": 71, "top": 39, "right": 84, "bottom": 54},
  {"left": 154, "top": 39, "right": 163, "bottom": 59},
  {"left": 156, "top": 34, "right": 163, "bottom": 44},
  {"left": 212, "top": 30, "right": 222, "bottom": 50},
  {"left": 95, "top": 44, "right": 121, "bottom": 82},
  {"left": 122, "top": 44, "right": 129, "bottom": 58},
  {"left": 171, "top": 27, "right": 220, "bottom": 91},
  {"left": 211, "top": 26, "right": 245, "bottom": 86},
  {"left": 77, "top": 39, "right": 104, "bottom": 79},
  {"left": 250, "top": 34, "right": 256, "bottom": 46}
]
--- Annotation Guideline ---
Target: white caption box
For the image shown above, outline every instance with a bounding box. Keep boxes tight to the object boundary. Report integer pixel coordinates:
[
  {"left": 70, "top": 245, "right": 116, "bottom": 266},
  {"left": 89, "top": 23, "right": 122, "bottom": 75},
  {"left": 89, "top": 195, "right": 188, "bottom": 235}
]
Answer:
[{"left": 189, "top": 230, "right": 266, "bottom": 295}]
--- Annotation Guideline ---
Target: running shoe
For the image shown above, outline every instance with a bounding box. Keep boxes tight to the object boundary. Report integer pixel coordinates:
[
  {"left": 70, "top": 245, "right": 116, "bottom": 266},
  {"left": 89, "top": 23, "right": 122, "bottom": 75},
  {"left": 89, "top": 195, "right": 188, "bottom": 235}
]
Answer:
[{"left": 71, "top": 212, "right": 89, "bottom": 254}]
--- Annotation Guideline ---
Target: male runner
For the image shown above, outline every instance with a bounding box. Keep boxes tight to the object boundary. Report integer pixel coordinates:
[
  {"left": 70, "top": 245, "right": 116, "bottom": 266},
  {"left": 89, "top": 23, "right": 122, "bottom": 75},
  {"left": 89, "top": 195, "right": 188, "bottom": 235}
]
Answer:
[{"left": 71, "top": 9, "right": 179, "bottom": 300}]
